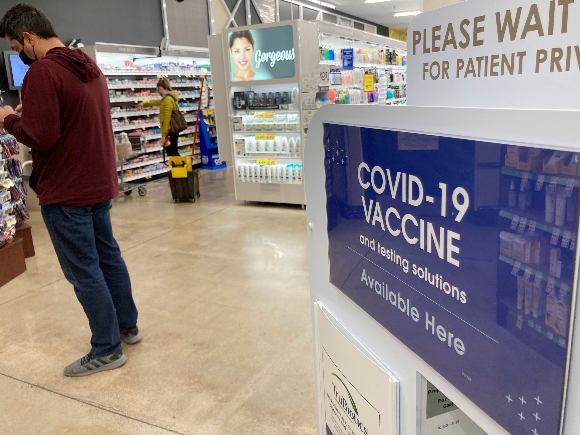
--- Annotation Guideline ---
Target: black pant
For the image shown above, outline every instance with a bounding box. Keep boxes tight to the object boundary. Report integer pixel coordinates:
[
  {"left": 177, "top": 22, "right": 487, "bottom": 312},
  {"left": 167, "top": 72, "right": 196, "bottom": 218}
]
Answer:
[{"left": 165, "top": 134, "right": 179, "bottom": 157}]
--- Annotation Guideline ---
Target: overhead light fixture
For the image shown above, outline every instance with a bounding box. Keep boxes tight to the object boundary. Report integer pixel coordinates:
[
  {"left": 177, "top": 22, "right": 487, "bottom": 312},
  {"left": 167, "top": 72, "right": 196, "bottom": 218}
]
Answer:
[
  {"left": 308, "top": 0, "right": 336, "bottom": 9},
  {"left": 364, "top": 0, "right": 392, "bottom": 3},
  {"left": 393, "top": 10, "right": 421, "bottom": 17}
]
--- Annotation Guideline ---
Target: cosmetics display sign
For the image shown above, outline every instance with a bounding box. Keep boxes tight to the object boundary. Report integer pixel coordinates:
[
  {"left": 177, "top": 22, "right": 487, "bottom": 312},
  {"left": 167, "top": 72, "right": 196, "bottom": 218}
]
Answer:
[
  {"left": 406, "top": 0, "right": 580, "bottom": 110},
  {"left": 227, "top": 25, "right": 295, "bottom": 83},
  {"left": 315, "top": 303, "right": 399, "bottom": 435}
]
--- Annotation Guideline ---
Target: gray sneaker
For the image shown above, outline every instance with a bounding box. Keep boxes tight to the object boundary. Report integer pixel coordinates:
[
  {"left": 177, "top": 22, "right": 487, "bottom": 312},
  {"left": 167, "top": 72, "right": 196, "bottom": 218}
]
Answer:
[
  {"left": 64, "top": 349, "right": 126, "bottom": 377},
  {"left": 120, "top": 326, "right": 141, "bottom": 344}
]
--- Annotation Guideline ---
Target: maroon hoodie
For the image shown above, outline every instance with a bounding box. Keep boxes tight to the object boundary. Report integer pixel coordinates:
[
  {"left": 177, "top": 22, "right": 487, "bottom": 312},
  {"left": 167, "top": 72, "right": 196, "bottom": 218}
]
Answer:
[{"left": 5, "top": 47, "right": 118, "bottom": 207}]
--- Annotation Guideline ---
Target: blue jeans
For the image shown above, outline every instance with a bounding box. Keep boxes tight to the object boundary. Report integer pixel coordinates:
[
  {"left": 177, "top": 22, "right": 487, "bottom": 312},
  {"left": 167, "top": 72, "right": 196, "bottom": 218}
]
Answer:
[{"left": 41, "top": 200, "right": 138, "bottom": 356}]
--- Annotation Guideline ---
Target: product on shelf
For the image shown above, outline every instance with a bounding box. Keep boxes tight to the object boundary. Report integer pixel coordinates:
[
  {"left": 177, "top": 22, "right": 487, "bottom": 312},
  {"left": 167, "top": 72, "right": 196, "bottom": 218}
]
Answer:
[{"left": 237, "top": 162, "right": 303, "bottom": 184}]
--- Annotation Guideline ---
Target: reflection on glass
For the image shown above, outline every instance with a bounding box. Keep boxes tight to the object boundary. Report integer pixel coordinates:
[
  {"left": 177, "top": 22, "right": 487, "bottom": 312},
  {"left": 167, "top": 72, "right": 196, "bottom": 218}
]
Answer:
[{"left": 323, "top": 123, "right": 577, "bottom": 435}]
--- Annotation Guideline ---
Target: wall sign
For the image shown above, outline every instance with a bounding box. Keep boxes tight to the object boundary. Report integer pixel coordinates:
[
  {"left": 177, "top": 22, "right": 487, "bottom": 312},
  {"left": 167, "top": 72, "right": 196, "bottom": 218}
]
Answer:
[
  {"left": 227, "top": 25, "right": 295, "bottom": 82},
  {"left": 324, "top": 122, "right": 579, "bottom": 435},
  {"left": 407, "top": 0, "right": 580, "bottom": 109}
]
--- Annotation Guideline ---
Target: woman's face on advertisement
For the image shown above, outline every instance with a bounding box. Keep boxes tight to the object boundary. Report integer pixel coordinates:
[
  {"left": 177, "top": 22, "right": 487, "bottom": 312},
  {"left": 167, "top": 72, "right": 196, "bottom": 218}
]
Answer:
[{"left": 230, "top": 37, "right": 254, "bottom": 71}]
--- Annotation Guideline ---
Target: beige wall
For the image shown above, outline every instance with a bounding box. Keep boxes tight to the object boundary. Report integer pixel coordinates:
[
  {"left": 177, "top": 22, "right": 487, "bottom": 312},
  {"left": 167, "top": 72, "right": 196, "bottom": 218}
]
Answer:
[{"left": 421, "top": 0, "right": 464, "bottom": 13}]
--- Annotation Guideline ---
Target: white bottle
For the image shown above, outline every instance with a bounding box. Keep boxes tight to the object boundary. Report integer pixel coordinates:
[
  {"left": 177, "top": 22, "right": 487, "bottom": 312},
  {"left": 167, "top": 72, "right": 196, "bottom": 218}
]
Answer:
[
  {"left": 281, "top": 136, "right": 289, "bottom": 154},
  {"left": 297, "top": 165, "right": 303, "bottom": 183},
  {"left": 288, "top": 138, "right": 296, "bottom": 156},
  {"left": 273, "top": 137, "right": 281, "bottom": 153},
  {"left": 295, "top": 137, "right": 301, "bottom": 157},
  {"left": 555, "top": 186, "right": 567, "bottom": 227},
  {"left": 238, "top": 164, "right": 244, "bottom": 182},
  {"left": 546, "top": 189, "right": 556, "bottom": 223}
]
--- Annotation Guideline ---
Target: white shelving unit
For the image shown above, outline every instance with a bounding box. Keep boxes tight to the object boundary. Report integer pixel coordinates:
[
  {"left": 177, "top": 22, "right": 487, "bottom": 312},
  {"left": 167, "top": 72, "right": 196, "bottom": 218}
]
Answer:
[
  {"left": 316, "top": 21, "right": 407, "bottom": 108},
  {"left": 211, "top": 20, "right": 321, "bottom": 206}
]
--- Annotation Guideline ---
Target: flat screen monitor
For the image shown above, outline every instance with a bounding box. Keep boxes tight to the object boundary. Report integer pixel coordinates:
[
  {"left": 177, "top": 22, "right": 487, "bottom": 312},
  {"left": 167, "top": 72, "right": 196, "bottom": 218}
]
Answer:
[{"left": 3, "top": 51, "right": 29, "bottom": 90}]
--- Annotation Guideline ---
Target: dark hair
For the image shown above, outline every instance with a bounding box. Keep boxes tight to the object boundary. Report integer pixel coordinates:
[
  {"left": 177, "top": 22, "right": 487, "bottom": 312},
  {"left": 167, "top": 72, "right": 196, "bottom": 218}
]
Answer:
[
  {"left": 0, "top": 4, "right": 58, "bottom": 44},
  {"left": 229, "top": 30, "right": 254, "bottom": 49},
  {"left": 157, "top": 77, "right": 172, "bottom": 91}
]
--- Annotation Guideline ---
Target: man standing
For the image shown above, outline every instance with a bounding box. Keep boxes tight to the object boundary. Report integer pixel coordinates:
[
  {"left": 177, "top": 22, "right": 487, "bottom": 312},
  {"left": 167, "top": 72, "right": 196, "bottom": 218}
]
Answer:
[{"left": 0, "top": 4, "right": 140, "bottom": 377}]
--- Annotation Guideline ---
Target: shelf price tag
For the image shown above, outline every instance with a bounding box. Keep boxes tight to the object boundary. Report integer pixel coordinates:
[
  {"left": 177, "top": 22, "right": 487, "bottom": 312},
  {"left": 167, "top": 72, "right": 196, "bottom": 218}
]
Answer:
[
  {"left": 547, "top": 331, "right": 554, "bottom": 340},
  {"left": 551, "top": 228, "right": 561, "bottom": 245},
  {"left": 528, "top": 319, "right": 535, "bottom": 328},
  {"left": 524, "top": 267, "right": 532, "bottom": 280},
  {"left": 364, "top": 74, "right": 375, "bottom": 92},
  {"left": 565, "top": 178, "right": 575, "bottom": 197},
  {"left": 561, "top": 230, "right": 572, "bottom": 248},
  {"left": 516, "top": 318, "right": 523, "bottom": 329},
  {"left": 511, "top": 261, "right": 522, "bottom": 276},
  {"left": 517, "top": 217, "right": 527, "bottom": 233},
  {"left": 535, "top": 324, "right": 543, "bottom": 333},
  {"left": 528, "top": 220, "right": 537, "bottom": 236},
  {"left": 256, "top": 158, "right": 277, "bottom": 165},
  {"left": 534, "top": 271, "right": 543, "bottom": 286},
  {"left": 549, "top": 176, "right": 559, "bottom": 193},
  {"left": 510, "top": 215, "right": 520, "bottom": 230},
  {"left": 255, "top": 133, "right": 276, "bottom": 141}
]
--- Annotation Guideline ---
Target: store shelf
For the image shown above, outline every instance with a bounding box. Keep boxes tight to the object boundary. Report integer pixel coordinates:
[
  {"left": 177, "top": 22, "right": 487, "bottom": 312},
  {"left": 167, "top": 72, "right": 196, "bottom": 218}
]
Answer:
[
  {"left": 386, "top": 98, "right": 407, "bottom": 104},
  {"left": 505, "top": 303, "right": 567, "bottom": 348},
  {"left": 142, "top": 134, "right": 162, "bottom": 141},
  {"left": 113, "top": 123, "right": 158, "bottom": 132},
  {"left": 499, "top": 208, "right": 577, "bottom": 237},
  {"left": 117, "top": 157, "right": 163, "bottom": 171},
  {"left": 120, "top": 167, "right": 170, "bottom": 182},
  {"left": 103, "top": 70, "right": 209, "bottom": 77},
  {"left": 110, "top": 93, "right": 200, "bottom": 103},
  {"left": 320, "top": 60, "right": 406, "bottom": 70},
  {"left": 501, "top": 166, "right": 580, "bottom": 187},
  {"left": 143, "top": 146, "right": 163, "bottom": 153},
  {"left": 108, "top": 83, "right": 201, "bottom": 90},
  {"left": 498, "top": 254, "right": 569, "bottom": 288},
  {"left": 235, "top": 129, "right": 300, "bottom": 134},
  {"left": 110, "top": 95, "right": 154, "bottom": 103},
  {"left": 111, "top": 110, "right": 159, "bottom": 118}
]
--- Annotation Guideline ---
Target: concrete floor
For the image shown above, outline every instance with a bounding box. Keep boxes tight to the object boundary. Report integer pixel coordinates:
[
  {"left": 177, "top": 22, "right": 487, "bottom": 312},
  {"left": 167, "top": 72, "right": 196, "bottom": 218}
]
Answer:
[{"left": 0, "top": 169, "right": 316, "bottom": 434}]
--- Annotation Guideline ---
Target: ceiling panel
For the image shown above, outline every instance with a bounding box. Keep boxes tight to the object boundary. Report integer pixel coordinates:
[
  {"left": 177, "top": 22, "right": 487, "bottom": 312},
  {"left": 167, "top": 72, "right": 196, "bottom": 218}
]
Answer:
[{"left": 328, "top": 0, "right": 420, "bottom": 31}]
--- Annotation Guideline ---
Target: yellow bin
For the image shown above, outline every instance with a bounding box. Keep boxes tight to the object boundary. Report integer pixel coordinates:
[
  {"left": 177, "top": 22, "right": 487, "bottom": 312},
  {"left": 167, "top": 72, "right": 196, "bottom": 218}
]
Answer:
[{"left": 168, "top": 156, "right": 192, "bottom": 178}]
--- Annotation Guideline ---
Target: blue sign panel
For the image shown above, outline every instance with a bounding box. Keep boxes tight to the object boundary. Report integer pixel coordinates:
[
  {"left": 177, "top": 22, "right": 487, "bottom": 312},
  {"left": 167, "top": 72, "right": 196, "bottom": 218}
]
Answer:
[
  {"left": 324, "top": 123, "right": 578, "bottom": 435},
  {"left": 341, "top": 48, "right": 354, "bottom": 70}
]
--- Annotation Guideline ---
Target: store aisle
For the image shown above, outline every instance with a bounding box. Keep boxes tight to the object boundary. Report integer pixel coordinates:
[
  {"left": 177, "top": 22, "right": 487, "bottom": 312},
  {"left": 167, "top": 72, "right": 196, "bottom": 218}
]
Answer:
[{"left": 0, "top": 169, "right": 316, "bottom": 435}]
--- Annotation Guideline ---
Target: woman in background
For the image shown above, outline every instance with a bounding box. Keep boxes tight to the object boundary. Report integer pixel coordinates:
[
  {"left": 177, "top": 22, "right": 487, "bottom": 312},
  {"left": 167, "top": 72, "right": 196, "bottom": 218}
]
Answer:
[{"left": 137, "top": 78, "right": 180, "bottom": 156}]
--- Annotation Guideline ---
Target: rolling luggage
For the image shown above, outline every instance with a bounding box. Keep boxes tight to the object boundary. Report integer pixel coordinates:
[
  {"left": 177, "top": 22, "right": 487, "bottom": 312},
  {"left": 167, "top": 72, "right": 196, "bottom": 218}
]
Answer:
[{"left": 168, "top": 169, "right": 200, "bottom": 202}]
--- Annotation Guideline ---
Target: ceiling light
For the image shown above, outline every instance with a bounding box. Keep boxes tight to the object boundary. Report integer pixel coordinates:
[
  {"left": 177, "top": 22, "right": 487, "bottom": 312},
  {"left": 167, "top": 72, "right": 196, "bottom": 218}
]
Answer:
[
  {"left": 393, "top": 10, "right": 421, "bottom": 17},
  {"left": 308, "top": 0, "right": 336, "bottom": 8},
  {"left": 364, "top": 0, "right": 392, "bottom": 3}
]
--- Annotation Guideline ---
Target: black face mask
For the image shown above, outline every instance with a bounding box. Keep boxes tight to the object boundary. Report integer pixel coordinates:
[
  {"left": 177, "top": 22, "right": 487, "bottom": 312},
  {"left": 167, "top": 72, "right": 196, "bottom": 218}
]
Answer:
[{"left": 19, "top": 47, "right": 37, "bottom": 67}]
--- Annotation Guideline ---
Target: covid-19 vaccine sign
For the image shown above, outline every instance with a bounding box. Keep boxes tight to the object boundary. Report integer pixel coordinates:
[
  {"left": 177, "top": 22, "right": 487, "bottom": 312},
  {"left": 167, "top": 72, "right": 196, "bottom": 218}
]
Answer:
[{"left": 324, "top": 123, "right": 579, "bottom": 435}]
